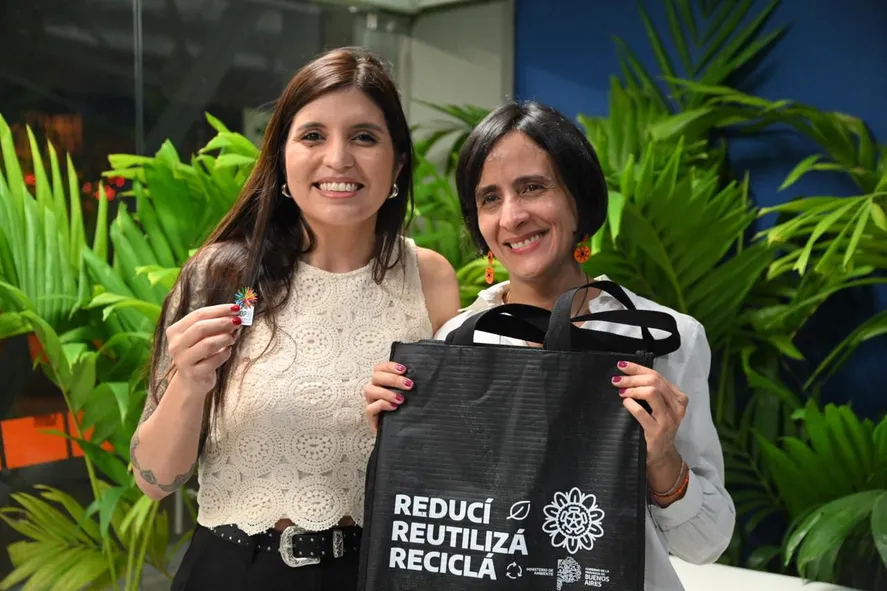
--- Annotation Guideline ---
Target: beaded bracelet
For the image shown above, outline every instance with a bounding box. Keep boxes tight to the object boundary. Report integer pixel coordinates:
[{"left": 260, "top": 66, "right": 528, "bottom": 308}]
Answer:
[
  {"left": 650, "top": 462, "right": 690, "bottom": 506},
  {"left": 651, "top": 461, "right": 688, "bottom": 497}
]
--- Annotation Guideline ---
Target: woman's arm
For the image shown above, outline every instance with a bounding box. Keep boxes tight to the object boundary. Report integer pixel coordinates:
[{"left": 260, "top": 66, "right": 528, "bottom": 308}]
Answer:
[
  {"left": 648, "top": 322, "right": 735, "bottom": 564},
  {"left": 417, "top": 247, "right": 460, "bottom": 334},
  {"left": 131, "top": 254, "right": 241, "bottom": 501},
  {"left": 131, "top": 368, "right": 212, "bottom": 500}
]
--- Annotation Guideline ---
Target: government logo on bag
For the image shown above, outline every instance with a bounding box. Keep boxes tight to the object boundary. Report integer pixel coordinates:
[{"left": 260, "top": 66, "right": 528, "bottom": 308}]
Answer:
[
  {"left": 556, "top": 557, "right": 582, "bottom": 589},
  {"left": 542, "top": 488, "right": 605, "bottom": 554}
]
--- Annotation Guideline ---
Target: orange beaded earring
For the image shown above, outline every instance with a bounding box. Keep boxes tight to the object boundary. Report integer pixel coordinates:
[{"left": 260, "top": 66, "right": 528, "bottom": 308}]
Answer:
[
  {"left": 485, "top": 250, "right": 496, "bottom": 284},
  {"left": 573, "top": 235, "right": 591, "bottom": 264}
]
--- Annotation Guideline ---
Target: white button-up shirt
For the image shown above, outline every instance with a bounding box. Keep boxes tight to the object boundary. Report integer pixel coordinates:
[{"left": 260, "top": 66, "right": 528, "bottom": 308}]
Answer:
[{"left": 435, "top": 278, "right": 736, "bottom": 591}]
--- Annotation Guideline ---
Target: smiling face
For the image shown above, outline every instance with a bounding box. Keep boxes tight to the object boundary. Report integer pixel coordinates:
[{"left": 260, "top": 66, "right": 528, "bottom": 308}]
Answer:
[
  {"left": 283, "top": 87, "right": 401, "bottom": 233},
  {"left": 475, "top": 131, "right": 580, "bottom": 284}
]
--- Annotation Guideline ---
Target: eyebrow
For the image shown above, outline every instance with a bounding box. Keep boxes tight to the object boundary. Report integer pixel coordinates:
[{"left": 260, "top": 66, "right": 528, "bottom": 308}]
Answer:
[
  {"left": 475, "top": 174, "right": 551, "bottom": 197},
  {"left": 295, "top": 121, "right": 385, "bottom": 133}
]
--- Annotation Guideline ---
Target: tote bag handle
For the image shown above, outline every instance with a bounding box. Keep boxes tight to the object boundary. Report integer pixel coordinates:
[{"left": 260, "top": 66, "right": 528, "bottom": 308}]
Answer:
[
  {"left": 545, "top": 308, "right": 681, "bottom": 356},
  {"left": 544, "top": 281, "right": 681, "bottom": 357},
  {"left": 448, "top": 281, "right": 681, "bottom": 357},
  {"left": 445, "top": 303, "right": 550, "bottom": 346}
]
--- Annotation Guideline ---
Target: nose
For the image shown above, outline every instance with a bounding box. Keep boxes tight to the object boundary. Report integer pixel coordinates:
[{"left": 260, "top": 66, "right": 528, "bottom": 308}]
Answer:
[
  {"left": 322, "top": 134, "right": 354, "bottom": 171},
  {"left": 500, "top": 194, "right": 530, "bottom": 230}
]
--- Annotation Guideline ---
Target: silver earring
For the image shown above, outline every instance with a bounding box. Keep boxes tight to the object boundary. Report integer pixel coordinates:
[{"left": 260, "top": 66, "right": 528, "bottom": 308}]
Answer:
[
  {"left": 281, "top": 183, "right": 291, "bottom": 198},
  {"left": 387, "top": 183, "right": 399, "bottom": 200}
]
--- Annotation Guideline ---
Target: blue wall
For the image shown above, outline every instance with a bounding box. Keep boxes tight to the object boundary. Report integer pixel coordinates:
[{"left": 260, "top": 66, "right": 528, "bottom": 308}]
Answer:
[{"left": 514, "top": 0, "right": 887, "bottom": 415}]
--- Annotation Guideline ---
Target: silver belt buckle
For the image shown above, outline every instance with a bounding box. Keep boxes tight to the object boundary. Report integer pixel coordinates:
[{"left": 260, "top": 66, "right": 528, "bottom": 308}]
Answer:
[
  {"left": 279, "top": 525, "right": 321, "bottom": 568},
  {"left": 332, "top": 529, "right": 344, "bottom": 559}
]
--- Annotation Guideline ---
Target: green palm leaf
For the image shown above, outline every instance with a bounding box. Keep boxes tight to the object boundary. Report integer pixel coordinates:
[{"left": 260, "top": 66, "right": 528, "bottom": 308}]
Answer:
[
  {"left": 585, "top": 137, "right": 771, "bottom": 348},
  {"left": 0, "top": 115, "right": 87, "bottom": 331},
  {"left": 614, "top": 0, "right": 787, "bottom": 113}
]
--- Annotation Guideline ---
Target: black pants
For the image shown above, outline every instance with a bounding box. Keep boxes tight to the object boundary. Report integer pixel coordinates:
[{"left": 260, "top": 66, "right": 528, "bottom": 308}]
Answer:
[{"left": 171, "top": 525, "right": 359, "bottom": 590}]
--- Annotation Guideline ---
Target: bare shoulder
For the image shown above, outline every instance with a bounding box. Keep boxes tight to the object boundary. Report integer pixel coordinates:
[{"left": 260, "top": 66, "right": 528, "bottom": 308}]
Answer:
[
  {"left": 415, "top": 247, "right": 460, "bottom": 333},
  {"left": 417, "top": 247, "right": 456, "bottom": 284}
]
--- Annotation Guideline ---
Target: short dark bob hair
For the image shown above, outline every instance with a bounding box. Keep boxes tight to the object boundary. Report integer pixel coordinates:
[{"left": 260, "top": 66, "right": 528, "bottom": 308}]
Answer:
[{"left": 455, "top": 101, "right": 608, "bottom": 252}]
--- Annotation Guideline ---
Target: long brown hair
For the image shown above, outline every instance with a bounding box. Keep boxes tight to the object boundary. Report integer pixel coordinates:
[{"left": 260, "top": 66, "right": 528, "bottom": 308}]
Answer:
[{"left": 147, "top": 47, "right": 414, "bottom": 436}]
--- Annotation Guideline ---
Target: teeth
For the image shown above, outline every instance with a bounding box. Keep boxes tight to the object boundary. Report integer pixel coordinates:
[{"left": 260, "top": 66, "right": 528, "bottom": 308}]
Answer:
[
  {"left": 318, "top": 182, "right": 360, "bottom": 192},
  {"left": 509, "top": 233, "right": 543, "bottom": 249}
]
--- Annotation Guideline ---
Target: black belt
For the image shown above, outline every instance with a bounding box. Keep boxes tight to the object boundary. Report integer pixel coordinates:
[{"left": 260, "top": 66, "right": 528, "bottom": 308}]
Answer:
[{"left": 207, "top": 523, "right": 361, "bottom": 568}]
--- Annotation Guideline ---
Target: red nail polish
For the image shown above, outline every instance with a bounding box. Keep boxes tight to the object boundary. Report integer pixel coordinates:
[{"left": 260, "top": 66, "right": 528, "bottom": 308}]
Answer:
[
  {"left": 618, "top": 361, "right": 628, "bottom": 368},
  {"left": 395, "top": 394, "right": 404, "bottom": 403},
  {"left": 395, "top": 364, "right": 406, "bottom": 373},
  {"left": 233, "top": 317, "right": 242, "bottom": 325},
  {"left": 231, "top": 305, "right": 241, "bottom": 312},
  {"left": 612, "top": 376, "right": 622, "bottom": 383},
  {"left": 403, "top": 378, "right": 414, "bottom": 388},
  {"left": 619, "top": 388, "right": 627, "bottom": 395}
]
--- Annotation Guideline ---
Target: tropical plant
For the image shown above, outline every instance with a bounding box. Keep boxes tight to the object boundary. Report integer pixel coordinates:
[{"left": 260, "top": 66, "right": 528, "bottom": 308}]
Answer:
[
  {"left": 0, "top": 114, "right": 91, "bottom": 335},
  {"left": 0, "top": 113, "right": 255, "bottom": 589},
  {"left": 0, "top": 298, "right": 174, "bottom": 591},
  {"left": 604, "top": 2, "right": 887, "bottom": 578},
  {"left": 3, "top": 1, "right": 885, "bottom": 586},
  {"left": 757, "top": 400, "right": 887, "bottom": 589},
  {"left": 617, "top": 0, "right": 788, "bottom": 113},
  {"left": 0, "top": 483, "right": 182, "bottom": 591},
  {"left": 412, "top": 102, "right": 490, "bottom": 173},
  {"left": 583, "top": 134, "right": 772, "bottom": 348},
  {"left": 651, "top": 81, "right": 887, "bottom": 392}
]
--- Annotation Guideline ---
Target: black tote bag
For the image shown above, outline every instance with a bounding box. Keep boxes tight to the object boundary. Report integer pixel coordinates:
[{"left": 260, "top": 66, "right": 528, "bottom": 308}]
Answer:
[{"left": 358, "top": 281, "right": 681, "bottom": 591}]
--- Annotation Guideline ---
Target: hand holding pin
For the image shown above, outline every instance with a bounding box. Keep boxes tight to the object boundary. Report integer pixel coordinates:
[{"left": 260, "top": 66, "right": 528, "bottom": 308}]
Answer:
[{"left": 234, "top": 287, "right": 258, "bottom": 326}]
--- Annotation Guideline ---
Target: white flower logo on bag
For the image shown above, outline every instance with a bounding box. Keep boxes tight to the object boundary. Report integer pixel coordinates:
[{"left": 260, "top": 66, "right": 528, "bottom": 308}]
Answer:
[{"left": 542, "top": 487, "right": 605, "bottom": 554}]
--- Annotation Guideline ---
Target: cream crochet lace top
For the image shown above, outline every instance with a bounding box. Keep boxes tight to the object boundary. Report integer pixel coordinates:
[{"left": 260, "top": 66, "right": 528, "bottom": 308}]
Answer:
[{"left": 193, "top": 238, "right": 431, "bottom": 534}]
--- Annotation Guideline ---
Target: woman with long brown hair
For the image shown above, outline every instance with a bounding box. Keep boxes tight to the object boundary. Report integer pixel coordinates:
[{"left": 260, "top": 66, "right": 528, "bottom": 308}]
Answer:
[{"left": 130, "top": 47, "right": 459, "bottom": 589}]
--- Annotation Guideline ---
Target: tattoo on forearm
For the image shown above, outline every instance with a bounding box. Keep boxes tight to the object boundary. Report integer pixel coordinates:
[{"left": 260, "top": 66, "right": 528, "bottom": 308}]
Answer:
[
  {"left": 157, "top": 461, "right": 198, "bottom": 492},
  {"left": 141, "top": 377, "right": 168, "bottom": 423},
  {"left": 129, "top": 374, "right": 195, "bottom": 492},
  {"left": 130, "top": 426, "right": 197, "bottom": 491}
]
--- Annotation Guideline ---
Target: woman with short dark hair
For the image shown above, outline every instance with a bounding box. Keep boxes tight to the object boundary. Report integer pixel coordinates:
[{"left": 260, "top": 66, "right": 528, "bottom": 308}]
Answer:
[{"left": 365, "top": 101, "right": 735, "bottom": 590}]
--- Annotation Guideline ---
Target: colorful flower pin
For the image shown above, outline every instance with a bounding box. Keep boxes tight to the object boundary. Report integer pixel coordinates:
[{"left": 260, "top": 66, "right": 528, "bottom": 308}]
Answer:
[{"left": 234, "top": 287, "right": 258, "bottom": 326}]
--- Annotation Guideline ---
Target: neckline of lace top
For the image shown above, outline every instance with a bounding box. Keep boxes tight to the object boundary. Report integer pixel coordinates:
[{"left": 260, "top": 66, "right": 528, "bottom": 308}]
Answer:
[{"left": 297, "top": 259, "right": 373, "bottom": 279}]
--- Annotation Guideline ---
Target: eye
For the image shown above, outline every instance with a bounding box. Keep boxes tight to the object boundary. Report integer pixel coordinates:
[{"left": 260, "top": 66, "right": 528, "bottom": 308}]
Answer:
[
  {"left": 354, "top": 132, "right": 379, "bottom": 144},
  {"left": 300, "top": 131, "right": 323, "bottom": 142},
  {"left": 523, "top": 183, "right": 544, "bottom": 193},
  {"left": 480, "top": 193, "right": 499, "bottom": 206}
]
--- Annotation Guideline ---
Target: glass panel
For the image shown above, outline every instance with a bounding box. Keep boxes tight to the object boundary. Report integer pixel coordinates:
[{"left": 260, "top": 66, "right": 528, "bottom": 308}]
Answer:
[
  {"left": 0, "top": 0, "right": 137, "bottom": 416},
  {"left": 141, "top": 0, "right": 330, "bottom": 154},
  {"left": 0, "top": 0, "right": 138, "bottom": 575}
]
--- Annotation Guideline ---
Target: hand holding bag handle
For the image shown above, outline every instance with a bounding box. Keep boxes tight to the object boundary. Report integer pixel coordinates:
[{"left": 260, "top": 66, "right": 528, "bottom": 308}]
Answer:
[{"left": 544, "top": 280, "right": 681, "bottom": 357}]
